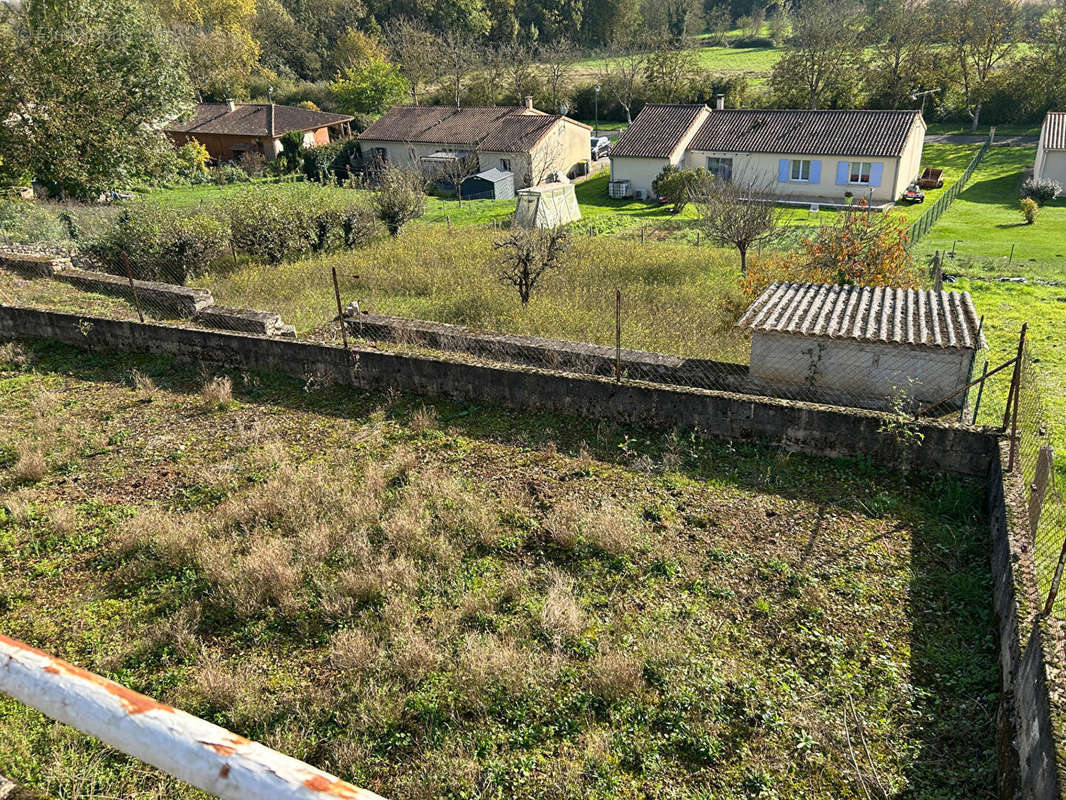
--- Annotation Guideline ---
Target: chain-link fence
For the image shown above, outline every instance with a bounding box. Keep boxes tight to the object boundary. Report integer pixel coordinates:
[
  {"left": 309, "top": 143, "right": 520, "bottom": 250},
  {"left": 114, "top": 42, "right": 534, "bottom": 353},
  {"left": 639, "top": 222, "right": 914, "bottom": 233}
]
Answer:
[
  {"left": 1015, "top": 343, "right": 1066, "bottom": 617},
  {"left": 906, "top": 137, "right": 990, "bottom": 247}
]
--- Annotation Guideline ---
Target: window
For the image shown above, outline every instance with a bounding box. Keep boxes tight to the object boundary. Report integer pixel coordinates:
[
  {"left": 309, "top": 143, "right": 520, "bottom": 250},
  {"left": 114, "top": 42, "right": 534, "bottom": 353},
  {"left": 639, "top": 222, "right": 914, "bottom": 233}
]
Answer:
[
  {"left": 500, "top": 158, "right": 511, "bottom": 171},
  {"left": 408, "top": 147, "right": 416, "bottom": 162},
  {"left": 706, "top": 157, "right": 733, "bottom": 181},
  {"left": 849, "top": 161, "right": 873, "bottom": 184},
  {"left": 790, "top": 159, "right": 811, "bottom": 182}
]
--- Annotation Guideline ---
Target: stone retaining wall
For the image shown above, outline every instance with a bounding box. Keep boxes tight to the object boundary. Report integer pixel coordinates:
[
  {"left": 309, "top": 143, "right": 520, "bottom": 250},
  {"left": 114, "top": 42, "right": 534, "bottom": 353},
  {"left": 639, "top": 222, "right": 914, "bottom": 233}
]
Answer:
[{"left": 0, "top": 305, "right": 998, "bottom": 478}]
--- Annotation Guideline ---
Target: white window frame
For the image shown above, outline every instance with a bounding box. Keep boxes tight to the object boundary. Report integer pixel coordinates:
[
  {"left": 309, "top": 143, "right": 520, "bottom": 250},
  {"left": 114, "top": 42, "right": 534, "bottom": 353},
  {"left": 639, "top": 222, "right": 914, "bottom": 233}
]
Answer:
[
  {"left": 706, "top": 156, "right": 733, "bottom": 181},
  {"left": 848, "top": 161, "right": 873, "bottom": 185},
  {"left": 790, "top": 159, "right": 811, "bottom": 182}
]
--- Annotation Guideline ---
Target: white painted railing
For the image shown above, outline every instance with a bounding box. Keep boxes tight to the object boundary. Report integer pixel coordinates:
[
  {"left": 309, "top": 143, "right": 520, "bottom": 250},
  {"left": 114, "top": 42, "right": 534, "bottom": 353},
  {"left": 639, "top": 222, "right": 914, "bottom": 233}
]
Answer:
[{"left": 0, "top": 634, "right": 385, "bottom": 800}]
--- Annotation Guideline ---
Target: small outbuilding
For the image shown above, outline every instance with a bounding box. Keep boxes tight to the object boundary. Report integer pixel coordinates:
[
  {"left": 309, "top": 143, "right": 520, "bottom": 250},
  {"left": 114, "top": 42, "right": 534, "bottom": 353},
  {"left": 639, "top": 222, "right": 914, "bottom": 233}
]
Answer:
[
  {"left": 461, "top": 168, "right": 515, "bottom": 200},
  {"left": 736, "top": 282, "right": 986, "bottom": 411},
  {"left": 1035, "top": 111, "right": 1066, "bottom": 193},
  {"left": 513, "top": 182, "right": 582, "bottom": 228}
]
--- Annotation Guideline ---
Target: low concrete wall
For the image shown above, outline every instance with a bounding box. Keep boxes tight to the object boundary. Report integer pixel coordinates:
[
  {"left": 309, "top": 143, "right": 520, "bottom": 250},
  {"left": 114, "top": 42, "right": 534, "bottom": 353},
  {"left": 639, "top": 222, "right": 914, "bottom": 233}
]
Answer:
[
  {"left": 0, "top": 252, "right": 70, "bottom": 278},
  {"left": 989, "top": 443, "right": 1066, "bottom": 799},
  {"left": 195, "top": 306, "right": 296, "bottom": 338},
  {"left": 0, "top": 305, "right": 998, "bottom": 477}
]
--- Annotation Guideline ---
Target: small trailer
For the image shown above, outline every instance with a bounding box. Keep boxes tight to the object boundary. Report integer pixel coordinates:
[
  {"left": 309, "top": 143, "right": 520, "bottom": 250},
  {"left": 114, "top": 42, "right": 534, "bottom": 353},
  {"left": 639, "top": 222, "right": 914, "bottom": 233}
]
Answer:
[{"left": 918, "top": 167, "right": 944, "bottom": 189}]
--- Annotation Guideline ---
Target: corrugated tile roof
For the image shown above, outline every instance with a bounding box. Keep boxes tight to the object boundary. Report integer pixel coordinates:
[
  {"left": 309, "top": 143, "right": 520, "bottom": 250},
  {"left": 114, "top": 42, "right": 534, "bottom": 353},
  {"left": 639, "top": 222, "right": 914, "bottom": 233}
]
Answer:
[
  {"left": 356, "top": 105, "right": 586, "bottom": 151},
  {"left": 165, "top": 103, "right": 353, "bottom": 138},
  {"left": 736, "top": 282, "right": 985, "bottom": 350},
  {"left": 690, "top": 109, "right": 920, "bottom": 157},
  {"left": 1041, "top": 112, "right": 1066, "bottom": 151},
  {"left": 609, "top": 104, "right": 708, "bottom": 158}
]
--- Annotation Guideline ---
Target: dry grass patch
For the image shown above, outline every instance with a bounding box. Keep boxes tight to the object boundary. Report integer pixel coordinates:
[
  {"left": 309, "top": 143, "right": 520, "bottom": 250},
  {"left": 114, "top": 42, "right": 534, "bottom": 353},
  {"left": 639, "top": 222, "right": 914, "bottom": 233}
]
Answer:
[
  {"left": 48, "top": 504, "right": 77, "bottom": 535},
  {"left": 542, "top": 499, "right": 581, "bottom": 549},
  {"left": 588, "top": 649, "right": 645, "bottom": 703},
  {"left": 200, "top": 375, "right": 233, "bottom": 409},
  {"left": 540, "top": 569, "right": 584, "bottom": 648},
  {"left": 3, "top": 488, "right": 36, "bottom": 524},
  {"left": 583, "top": 502, "right": 639, "bottom": 556},
  {"left": 0, "top": 341, "right": 31, "bottom": 369},
  {"left": 12, "top": 440, "right": 47, "bottom": 483},
  {"left": 330, "top": 629, "right": 379, "bottom": 674},
  {"left": 128, "top": 369, "right": 157, "bottom": 400}
]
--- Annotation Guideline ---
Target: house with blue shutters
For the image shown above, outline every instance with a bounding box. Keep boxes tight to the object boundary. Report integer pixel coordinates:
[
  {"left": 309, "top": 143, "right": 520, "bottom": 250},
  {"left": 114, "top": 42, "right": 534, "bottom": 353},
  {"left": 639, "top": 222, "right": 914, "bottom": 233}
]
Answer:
[{"left": 608, "top": 103, "right": 926, "bottom": 207}]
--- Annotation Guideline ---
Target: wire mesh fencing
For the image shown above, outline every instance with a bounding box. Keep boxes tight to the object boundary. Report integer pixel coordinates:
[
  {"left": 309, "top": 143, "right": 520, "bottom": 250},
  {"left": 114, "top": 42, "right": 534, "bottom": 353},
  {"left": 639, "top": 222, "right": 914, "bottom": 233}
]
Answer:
[
  {"left": 906, "top": 136, "right": 991, "bottom": 247},
  {"left": 1015, "top": 345, "right": 1066, "bottom": 617}
]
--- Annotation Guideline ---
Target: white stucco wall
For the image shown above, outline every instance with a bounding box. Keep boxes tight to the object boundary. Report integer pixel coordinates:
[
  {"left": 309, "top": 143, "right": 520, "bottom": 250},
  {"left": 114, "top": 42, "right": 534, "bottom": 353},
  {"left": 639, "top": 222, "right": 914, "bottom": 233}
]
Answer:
[
  {"left": 1036, "top": 148, "right": 1066, "bottom": 192},
  {"left": 684, "top": 150, "right": 906, "bottom": 203},
  {"left": 608, "top": 157, "right": 671, "bottom": 199},
  {"left": 749, "top": 332, "right": 974, "bottom": 408}
]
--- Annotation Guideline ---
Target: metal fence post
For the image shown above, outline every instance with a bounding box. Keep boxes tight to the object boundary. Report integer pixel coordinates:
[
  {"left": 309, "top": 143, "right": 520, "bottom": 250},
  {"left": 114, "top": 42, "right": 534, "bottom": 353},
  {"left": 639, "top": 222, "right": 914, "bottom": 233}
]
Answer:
[{"left": 614, "top": 289, "right": 622, "bottom": 383}]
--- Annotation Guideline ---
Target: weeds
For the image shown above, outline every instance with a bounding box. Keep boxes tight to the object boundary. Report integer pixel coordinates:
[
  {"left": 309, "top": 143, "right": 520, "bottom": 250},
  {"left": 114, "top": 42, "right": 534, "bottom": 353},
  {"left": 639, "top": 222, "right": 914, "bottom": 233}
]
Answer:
[
  {"left": 200, "top": 376, "right": 233, "bottom": 409},
  {"left": 12, "top": 441, "right": 47, "bottom": 483}
]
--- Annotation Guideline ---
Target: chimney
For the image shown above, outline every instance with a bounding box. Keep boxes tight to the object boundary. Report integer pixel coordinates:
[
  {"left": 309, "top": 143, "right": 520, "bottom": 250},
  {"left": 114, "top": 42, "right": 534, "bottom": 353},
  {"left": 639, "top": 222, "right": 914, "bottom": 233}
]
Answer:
[
  {"left": 226, "top": 98, "right": 236, "bottom": 113},
  {"left": 715, "top": 94, "right": 725, "bottom": 111},
  {"left": 267, "top": 103, "right": 275, "bottom": 139},
  {"left": 524, "top": 96, "right": 534, "bottom": 110}
]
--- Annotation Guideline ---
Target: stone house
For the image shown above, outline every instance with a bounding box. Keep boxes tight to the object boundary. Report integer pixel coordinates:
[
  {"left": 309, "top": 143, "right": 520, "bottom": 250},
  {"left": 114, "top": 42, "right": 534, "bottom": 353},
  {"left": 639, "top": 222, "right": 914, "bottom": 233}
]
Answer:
[
  {"left": 608, "top": 101, "right": 926, "bottom": 206},
  {"left": 1035, "top": 112, "right": 1066, "bottom": 193},
  {"left": 164, "top": 102, "right": 355, "bottom": 163},
  {"left": 736, "top": 281, "right": 985, "bottom": 411},
  {"left": 355, "top": 101, "right": 591, "bottom": 189}
]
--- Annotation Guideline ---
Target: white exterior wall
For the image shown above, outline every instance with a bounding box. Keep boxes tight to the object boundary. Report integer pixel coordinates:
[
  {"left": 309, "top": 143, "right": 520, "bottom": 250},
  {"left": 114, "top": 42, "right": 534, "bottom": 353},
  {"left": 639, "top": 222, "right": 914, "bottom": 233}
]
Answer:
[
  {"left": 749, "top": 332, "right": 974, "bottom": 408},
  {"left": 1036, "top": 148, "right": 1066, "bottom": 193},
  {"left": 894, "top": 115, "right": 927, "bottom": 195},
  {"left": 685, "top": 150, "right": 905, "bottom": 203},
  {"left": 609, "top": 157, "right": 671, "bottom": 199}
]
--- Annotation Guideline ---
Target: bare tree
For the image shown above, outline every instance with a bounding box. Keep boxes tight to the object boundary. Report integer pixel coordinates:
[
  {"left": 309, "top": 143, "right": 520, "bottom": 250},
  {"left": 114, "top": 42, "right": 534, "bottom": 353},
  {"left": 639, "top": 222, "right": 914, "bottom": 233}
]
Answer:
[
  {"left": 494, "top": 226, "right": 572, "bottom": 303},
  {"left": 385, "top": 18, "right": 441, "bottom": 106},
  {"left": 948, "top": 0, "right": 1019, "bottom": 130},
  {"left": 768, "top": 0, "right": 865, "bottom": 109},
  {"left": 705, "top": 4, "right": 733, "bottom": 45},
  {"left": 690, "top": 172, "right": 781, "bottom": 274},
  {"left": 481, "top": 44, "right": 507, "bottom": 105},
  {"left": 644, "top": 36, "right": 700, "bottom": 103},
  {"left": 501, "top": 40, "right": 538, "bottom": 104},
  {"left": 433, "top": 152, "right": 480, "bottom": 206},
  {"left": 440, "top": 28, "right": 478, "bottom": 108},
  {"left": 539, "top": 38, "right": 576, "bottom": 113},
  {"left": 599, "top": 43, "right": 649, "bottom": 123}
]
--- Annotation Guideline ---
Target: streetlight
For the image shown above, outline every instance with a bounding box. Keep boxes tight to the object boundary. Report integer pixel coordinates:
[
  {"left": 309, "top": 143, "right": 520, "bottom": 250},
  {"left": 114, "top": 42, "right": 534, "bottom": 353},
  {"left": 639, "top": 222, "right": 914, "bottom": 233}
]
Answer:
[
  {"left": 910, "top": 88, "right": 937, "bottom": 118},
  {"left": 594, "top": 84, "right": 600, "bottom": 138}
]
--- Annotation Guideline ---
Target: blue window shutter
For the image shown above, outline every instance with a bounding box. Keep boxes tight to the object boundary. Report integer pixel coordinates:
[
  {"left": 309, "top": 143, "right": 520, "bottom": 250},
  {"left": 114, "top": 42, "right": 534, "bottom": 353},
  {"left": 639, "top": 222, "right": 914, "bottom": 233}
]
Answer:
[
  {"left": 870, "top": 162, "right": 883, "bottom": 187},
  {"left": 836, "top": 162, "right": 849, "bottom": 185},
  {"left": 809, "top": 160, "right": 822, "bottom": 184},
  {"left": 778, "top": 159, "right": 789, "bottom": 182}
]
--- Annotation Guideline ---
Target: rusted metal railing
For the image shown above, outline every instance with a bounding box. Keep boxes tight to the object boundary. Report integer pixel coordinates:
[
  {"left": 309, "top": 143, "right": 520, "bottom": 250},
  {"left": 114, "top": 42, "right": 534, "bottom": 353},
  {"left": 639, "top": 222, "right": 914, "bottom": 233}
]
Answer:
[{"left": 0, "top": 633, "right": 385, "bottom": 800}]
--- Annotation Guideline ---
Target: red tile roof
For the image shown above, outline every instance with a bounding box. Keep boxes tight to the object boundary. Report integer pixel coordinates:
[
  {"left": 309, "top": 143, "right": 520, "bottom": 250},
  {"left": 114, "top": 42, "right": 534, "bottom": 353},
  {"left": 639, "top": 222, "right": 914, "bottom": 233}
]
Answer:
[
  {"left": 609, "top": 104, "right": 708, "bottom": 158},
  {"left": 357, "top": 105, "right": 588, "bottom": 151},
  {"left": 690, "top": 109, "right": 922, "bottom": 157},
  {"left": 165, "top": 103, "right": 353, "bottom": 138},
  {"left": 1041, "top": 112, "right": 1066, "bottom": 151}
]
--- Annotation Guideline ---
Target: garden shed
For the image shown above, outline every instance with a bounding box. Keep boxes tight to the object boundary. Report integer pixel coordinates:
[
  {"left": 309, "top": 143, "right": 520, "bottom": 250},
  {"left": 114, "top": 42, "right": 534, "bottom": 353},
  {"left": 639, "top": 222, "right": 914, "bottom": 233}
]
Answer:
[
  {"left": 736, "top": 282, "right": 986, "bottom": 411},
  {"left": 513, "top": 182, "right": 581, "bottom": 228},
  {"left": 461, "top": 168, "right": 515, "bottom": 200}
]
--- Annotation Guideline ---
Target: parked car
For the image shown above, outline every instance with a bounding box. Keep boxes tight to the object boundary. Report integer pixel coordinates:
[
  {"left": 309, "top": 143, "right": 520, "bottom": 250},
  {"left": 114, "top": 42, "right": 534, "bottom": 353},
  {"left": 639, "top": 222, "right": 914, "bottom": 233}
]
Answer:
[
  {"left": 902, "top": 183, "right": 926, "bottom": 203},
  {"left": 590, "top": 135, "right": 610, "bottom": 160}
]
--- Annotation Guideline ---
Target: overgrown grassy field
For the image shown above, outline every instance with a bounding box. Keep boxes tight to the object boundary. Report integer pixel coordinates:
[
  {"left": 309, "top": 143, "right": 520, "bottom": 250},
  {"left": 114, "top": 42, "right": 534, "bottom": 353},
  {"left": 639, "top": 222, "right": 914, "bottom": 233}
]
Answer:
[
  {"left": 200, "top": 226, "right": 753, "bottom": 361},
  {"left": 0, "top": 340, "right": 997, "bottom": 799}
]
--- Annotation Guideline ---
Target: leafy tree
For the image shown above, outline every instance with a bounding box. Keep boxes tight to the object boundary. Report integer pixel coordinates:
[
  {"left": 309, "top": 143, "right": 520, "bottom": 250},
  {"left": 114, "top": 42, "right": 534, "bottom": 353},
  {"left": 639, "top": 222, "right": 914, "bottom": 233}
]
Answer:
[
  {"left": 947, "top": 0, "right": 1020, "bottom": 130},
  {"left": 385, "top": 18, "right": 442, "bottom": 105},
  {"left": 865, "top": 0, "right": 934, "bottom": 109},
  {"left": 493, "top": 226, "right": 571, "bottom": 303},
  {"left": 801, "top": 208, "right": 915, "bottom": 286},
  {"left": 0, "top": 0, "right": 191, "bottom": 199},
  {"left": 373, "top": 163, "right": 427, "bottom": 235},
  {"left": 767, "top": 0, "right": 865, "bottom": 109},
  {"left": 690, "top": 171, "right": 780, "bottom": 274},
  {"left": 331, "top": 57, "right": 410, "bottom": 115},
  {"left": 652, "top": 164, "right": 704, "bottom": 213}
]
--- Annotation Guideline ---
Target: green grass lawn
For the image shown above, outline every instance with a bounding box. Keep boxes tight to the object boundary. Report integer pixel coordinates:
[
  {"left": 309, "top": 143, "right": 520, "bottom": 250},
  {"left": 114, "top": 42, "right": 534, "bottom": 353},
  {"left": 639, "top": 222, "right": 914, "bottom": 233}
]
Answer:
[
  {"left": 0, "top": 341, "right": 999, "bottom": 800},
  {"left": 913, "top": 146, "right": 1066, "bottom": 279},
  {"left": 925, "top": 122, "right": 1043, "bottom": 138}
]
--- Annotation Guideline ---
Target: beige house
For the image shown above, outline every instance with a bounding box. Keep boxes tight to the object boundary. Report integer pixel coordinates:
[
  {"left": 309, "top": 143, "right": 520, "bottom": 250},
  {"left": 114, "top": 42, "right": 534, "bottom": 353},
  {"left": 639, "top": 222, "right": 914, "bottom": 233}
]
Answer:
[
  {"left": 609, "top": 103, "right": 926, "bottom": 206},
  {"left": 737, "top": 282, "right": 985, "bottom": 411},
  {"left": 356, "top": 101, "right": 591, "bottom": 189},
  {"left": 1035, "top": 112, "right": 1066, "bottom": 193}
]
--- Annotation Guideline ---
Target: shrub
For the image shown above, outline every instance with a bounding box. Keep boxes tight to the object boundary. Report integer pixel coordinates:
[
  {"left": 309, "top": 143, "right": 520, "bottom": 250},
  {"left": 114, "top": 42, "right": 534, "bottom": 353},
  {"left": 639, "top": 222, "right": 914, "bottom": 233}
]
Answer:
[
  {"left": 278, "top": 130, "right": 305, "bottom": 174},
  {"left": 87, "top": 202, "right": 229, "bottom": 284},
  {"left": 175, "top": 140, "right": 210, "bottom": 180},
  {"left": 372, "top": 163, "right": 427, "bottom": 235},
  {"left": 1020, "top": 196, "right": 1039, "bottom": 224},
  {"left": 732, "top": 35, "right": 775, "bottom": 47},
  {"left": 211, "top": 164, "right": 251, "bottom": 185},
  {"left": 652, "top": 165, "right": 705, "bottom": 213},
  {"left": 1020, "top": 177, "right": 1061, "bottom": 205}
]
